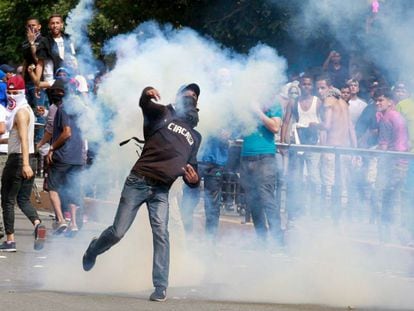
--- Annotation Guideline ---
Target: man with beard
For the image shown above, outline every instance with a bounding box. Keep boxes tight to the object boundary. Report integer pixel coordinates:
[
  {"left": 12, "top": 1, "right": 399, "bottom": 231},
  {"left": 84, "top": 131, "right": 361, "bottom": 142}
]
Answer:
[
  {"left": 0, "top": 75, "right": 46, "bottom": 252},
  {"left": 82, "top": 83, "right": 202, "bottom": 302},
  {"left": 31, "top": 14, "right": 76, "bottom": 89}
]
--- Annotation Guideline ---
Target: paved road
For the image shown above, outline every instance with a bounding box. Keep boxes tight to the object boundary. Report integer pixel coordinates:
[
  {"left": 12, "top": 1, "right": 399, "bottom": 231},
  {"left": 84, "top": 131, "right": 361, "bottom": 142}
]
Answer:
[{"left": 1, "top": 202, "right": 414, "bottom": 311}]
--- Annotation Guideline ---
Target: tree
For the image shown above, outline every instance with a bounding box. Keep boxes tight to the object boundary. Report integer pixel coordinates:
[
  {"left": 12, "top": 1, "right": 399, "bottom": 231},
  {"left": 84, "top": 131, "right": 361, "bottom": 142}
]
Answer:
[{"left": 0, "top": 0, "right": 299, "bottom": 66}]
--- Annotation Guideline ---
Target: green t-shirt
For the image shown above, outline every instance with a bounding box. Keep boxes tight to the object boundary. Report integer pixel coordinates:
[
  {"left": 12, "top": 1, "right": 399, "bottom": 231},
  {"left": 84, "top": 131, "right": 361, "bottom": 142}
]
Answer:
[
  {"left": 241, "top": 104, "right": 283, "bottom": 156},
  {"left": 396, "top": 97, "right": 414, "bottom": 152}
]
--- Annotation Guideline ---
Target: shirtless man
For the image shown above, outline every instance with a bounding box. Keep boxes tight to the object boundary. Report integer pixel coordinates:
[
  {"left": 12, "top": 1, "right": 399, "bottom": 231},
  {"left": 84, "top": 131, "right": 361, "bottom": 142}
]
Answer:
[{"left": 315, "top": 76, "right": 356, "bottom": 216}]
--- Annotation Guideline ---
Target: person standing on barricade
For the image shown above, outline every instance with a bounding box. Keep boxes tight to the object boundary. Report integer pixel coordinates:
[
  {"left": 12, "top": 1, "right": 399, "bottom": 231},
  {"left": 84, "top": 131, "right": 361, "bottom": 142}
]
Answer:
[
  {"left": 0, "top": 75, "right": 46, "bottom": 252},
  {"left": 239, "top": 97, "right": 284, "bottom": 248},
  {"left": 322, "top": 50, "right": 349, "bottom": 89},
  {"left": 30, "top": 14, "right": 76, "bottom": 91},
  {"left": 22, "top": 17, "right": 48, "bottom": 145},
  {"left": 82, "top": 83, "right": 202, "bottom": 302}
]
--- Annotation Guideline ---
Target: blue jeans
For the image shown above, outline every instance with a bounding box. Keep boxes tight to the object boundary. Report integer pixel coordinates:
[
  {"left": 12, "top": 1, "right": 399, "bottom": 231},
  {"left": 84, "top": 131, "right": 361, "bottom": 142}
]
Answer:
[
  {"left": 90, "top": 172, "right": 170, "bottom": 289},
  {"left": 180, "top": 162, "right": 224, "bottom": 237},
  {"left": 240, "top": 155, "right": 282, "bottom": 242},
  {"left": 26, "top": 82, "right": 47, "bottom": 143}
]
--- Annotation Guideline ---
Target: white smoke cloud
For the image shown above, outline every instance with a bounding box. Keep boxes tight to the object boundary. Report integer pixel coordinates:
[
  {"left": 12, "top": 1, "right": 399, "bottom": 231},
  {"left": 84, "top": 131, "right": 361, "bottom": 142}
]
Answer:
[
  {"left": 99, "top": 21, "right": 287, "bottom": 139},
  {"left": 37, "top": 1, "right": 414, "bottom": 310}
]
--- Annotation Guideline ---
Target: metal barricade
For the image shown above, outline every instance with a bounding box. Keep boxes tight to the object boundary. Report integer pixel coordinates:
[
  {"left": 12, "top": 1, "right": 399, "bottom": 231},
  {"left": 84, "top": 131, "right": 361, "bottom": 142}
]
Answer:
[{"left": 221, "top": 140, "right": 414, "bottom": 230}]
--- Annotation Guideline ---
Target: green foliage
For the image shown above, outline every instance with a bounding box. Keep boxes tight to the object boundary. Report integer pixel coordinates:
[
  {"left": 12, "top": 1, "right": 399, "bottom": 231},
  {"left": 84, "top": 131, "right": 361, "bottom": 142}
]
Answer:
[{"left": 0, "top": 0, "right": 325, "bottom": 68}]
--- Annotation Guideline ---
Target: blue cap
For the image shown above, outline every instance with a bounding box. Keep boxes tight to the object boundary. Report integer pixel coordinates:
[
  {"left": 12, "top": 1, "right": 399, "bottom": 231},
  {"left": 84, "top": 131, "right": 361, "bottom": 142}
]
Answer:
[{"left": 0, "top": 64, "right": 15, "bottom": 73}]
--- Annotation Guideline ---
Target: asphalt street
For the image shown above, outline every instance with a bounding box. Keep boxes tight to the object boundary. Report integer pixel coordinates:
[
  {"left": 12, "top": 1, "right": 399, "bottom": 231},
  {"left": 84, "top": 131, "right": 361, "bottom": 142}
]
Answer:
[{"left": 1, "top": 200, "right": 414, "bottom": 311}]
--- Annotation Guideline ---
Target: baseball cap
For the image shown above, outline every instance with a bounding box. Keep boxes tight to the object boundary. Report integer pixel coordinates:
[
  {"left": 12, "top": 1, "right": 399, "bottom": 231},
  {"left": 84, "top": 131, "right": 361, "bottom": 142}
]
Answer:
[
  {"left": 0, "top": 64, "right": 15, "bottom": 73},
  {"left": 50, "top": 78, "right": 66, "bottom": 91},
  {"left": 178, "top": 83, "right": 200, "bottom": 98},
  {"left": 7, "top": 75, "right": 25, "bottom": 90},
  {"left": 55, "top": 67, "right": 72, "bottom": 77}
]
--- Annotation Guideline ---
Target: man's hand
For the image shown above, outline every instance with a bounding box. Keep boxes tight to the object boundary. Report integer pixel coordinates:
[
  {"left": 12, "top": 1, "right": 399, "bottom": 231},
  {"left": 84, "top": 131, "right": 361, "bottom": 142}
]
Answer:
[
  {"left": 27, "top": 63, "right": 36, "bottom": 73},
  {"left": 182, "top": 164, "right": 198, "bottom": 184},
  {"left": 146, "top": 88, "right": 161, "bottom": 101},
  {"left": 36, "top": 106, "right": 46, "bottom": 116},
  {"left": 27, "top": 27, "right": 36, "bottom": 44},
  {"left": 22, "top": 165, "right": 34, "bottom": 179},
  {"left": 46, "top": 149, "right": 53, "bottom": 165},
  {"left": 34, "top": 86, "right": 41, "bottom": 99}
]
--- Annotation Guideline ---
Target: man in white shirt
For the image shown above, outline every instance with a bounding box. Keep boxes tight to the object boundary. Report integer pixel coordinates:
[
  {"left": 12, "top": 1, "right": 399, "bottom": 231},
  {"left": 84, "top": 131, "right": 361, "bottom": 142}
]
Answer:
[{"left": 347, "top": 79, "right": 367, "bottom": 126}]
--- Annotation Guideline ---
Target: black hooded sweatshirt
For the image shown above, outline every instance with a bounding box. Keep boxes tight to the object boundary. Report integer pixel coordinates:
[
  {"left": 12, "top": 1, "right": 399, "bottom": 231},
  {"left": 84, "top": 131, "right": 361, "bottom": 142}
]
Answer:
[{"left": 131, "top": 87, "right": 201, "bottom": 188}]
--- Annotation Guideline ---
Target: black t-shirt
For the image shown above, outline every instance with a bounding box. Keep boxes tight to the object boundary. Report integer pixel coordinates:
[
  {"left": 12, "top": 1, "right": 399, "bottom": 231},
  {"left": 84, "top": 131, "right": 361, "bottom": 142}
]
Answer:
[
  {"left": 131, "top": 87, "right": 202, "bottom": 187},
  {"left": 328, "top": 65, "right": 349, "bottom": 89}
]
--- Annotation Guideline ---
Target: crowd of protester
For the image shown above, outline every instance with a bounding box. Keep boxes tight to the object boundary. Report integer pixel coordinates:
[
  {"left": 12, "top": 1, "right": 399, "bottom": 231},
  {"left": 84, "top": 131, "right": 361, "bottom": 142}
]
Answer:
[
  {"left": 0, "top": 13, "right": 413, "bottom": 258},
  {"left": 182, "top": 49, "right": 414, "bottom": 248},
  {"left": 277, "top": 50, "right": 414, "bottom": 245},
  {"left": 0, "top": 9, "right": 412, "bottom": 302},
  {"left": 0, "top": 14, "right": 96, "bottom": 252}
]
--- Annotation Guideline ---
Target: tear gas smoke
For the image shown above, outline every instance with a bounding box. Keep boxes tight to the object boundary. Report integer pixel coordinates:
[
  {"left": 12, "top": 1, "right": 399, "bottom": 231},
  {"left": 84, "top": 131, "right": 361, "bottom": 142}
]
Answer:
[{"left": 37, "top": 0, "right": 414, "bottom": 310}]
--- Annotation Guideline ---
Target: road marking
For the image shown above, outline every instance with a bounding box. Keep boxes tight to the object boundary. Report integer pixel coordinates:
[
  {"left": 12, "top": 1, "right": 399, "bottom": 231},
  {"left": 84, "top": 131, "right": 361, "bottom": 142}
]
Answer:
[{"left": 0, "top": 255, "right": 7, "bottom": 259}]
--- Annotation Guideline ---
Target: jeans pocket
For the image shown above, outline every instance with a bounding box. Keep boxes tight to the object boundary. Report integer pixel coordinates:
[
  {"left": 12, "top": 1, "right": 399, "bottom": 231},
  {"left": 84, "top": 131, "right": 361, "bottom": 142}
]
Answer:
[{"left": 125, "top": 173, "right": 143, "bottom": 186}]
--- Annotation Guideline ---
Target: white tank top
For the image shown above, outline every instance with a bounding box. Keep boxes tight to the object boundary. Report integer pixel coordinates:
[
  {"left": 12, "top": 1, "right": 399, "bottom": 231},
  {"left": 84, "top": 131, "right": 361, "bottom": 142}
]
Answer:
[
  {"left": 8, "top": 104, "right": 35, "bottom": 154},
  {"left": 297, "top": 96, "right": 319, "bottom": 127}
]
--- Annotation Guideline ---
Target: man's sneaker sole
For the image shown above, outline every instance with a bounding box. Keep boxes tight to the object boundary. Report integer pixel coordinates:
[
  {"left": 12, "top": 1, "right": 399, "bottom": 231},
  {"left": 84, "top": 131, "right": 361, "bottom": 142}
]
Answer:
[
  {"left": 149, "top": 289, "right": 167, "bottom": 302},
  {"left": 0, "top": 241, "right": 16, "bottom": 252},
  {"left": 82, "top": 238, "right": 98, "bottom": 271},
  {"left": 0, "top": 247, "right": 16, "bottom": 252},
  {"left": 149, "top": 296, "right": 167, "bottom": 302},
  {"left": 34, "top": 224, "right": 47, "bottom": 251},
  {"left": 53, "top": 223, "right": 68, "bottom": 235}
]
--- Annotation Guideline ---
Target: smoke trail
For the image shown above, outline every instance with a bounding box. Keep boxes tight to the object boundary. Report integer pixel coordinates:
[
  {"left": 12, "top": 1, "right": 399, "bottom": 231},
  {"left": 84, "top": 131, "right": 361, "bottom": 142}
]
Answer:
[{"left": 65, "top": 0, "right": 96, "bottom": 75}]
